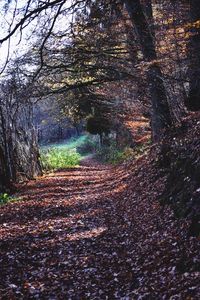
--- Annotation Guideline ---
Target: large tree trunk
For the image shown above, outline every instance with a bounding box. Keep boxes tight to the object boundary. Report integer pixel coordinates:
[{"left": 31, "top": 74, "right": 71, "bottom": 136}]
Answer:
[
  {"left": 186, "top": 0, "right": 200, "bottom": 111},
  {"left": 0, "top": 146, "right": 10, "bottom": 191},
  {"left": 124, "top": 0, "right": 172, "bottom": 141},
  {"left": 0, "top": 90, "right": 42, "bottom": 192}
]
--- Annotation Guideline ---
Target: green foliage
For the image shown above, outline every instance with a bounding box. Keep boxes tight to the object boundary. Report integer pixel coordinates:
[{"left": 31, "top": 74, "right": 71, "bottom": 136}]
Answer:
[
  {"left": 96, "top": 144, "right": 135, "bottom": 165},
  {"left": 76, "top": 136, "right": 99, "bottom": 155},
  {"left": 0, "top": 193, "right": 20, "bottom": 206},
  {"left": 40, "top": 148, "right": 81, "bottom": 171},
  {"left": 0, "top": 193, "right": 10, "bottom": 205},
  {"left": 95, "top": 140, "right": 150, "bottom": 165}
]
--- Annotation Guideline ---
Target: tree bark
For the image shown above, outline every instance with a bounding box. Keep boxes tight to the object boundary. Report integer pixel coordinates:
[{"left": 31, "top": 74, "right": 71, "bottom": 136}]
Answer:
[
  {"left": 124, "top": 0, "right": 172, "bottom": 141},
  {"left": 186, "top": 0, "right": 200, "bottom": 111},
  {"left": 0, "top": 86, "right": 42, "bottom": 191}
]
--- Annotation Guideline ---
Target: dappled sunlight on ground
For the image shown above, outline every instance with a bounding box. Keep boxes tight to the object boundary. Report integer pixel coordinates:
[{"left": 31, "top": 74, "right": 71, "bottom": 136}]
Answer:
[
  {"left": 67, "top": 226, "right": 107, "bottom": 241},
  {"left": 0, "top": 156, "right": 200, "bottom": 298}
]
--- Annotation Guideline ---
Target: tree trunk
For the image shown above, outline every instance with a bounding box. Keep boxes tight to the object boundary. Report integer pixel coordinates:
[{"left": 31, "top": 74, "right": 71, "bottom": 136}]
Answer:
[
  {"left": 0, "top": 146, "right": 10, "bottom": 191},
  {"left": 0, "top": 94, "right": 42, "bottom": 191},
  {"left": 99, "top": 133, "right": 103, "bottom": 147},
  {"left": 124, "top": 0, "right": 172, "bottom": 141},
  {"left": 186, "top": 0, "right": 200, "bottom": 111}
]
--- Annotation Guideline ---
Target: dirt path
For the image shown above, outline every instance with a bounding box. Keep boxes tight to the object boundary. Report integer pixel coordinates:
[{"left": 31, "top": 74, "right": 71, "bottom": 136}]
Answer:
[
  {"left": 0, "top": 160, "right": 126, "bottom": 299},
  {"left": 0, "top": 158, "right": 200, "bottom": 299}
]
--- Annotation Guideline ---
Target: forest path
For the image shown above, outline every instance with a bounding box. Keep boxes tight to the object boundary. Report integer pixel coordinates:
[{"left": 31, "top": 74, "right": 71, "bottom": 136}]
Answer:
[
  {"left": 1, "top": 158, "right": 200, "bottom": 299},
  {"left": 0, "top": 160, "right": 129, "bottom": 299}
]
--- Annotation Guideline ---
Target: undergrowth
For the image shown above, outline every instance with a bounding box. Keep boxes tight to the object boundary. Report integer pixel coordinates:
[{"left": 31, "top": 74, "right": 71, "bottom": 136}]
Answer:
[
  {"left": 40, "top": 148, "right": 81, "bottom": 171},
  {"left": 0, "top": 193, "right": 20, "bottom": 206},
  {"left": 77, "top": 135, "right": 99, "bottom": 155},
  {"left": 95, "top": 141, "right": 150, "bottom": 165},
  {"left": 96, "top": 144, "right": 132, "bottom": 164}
]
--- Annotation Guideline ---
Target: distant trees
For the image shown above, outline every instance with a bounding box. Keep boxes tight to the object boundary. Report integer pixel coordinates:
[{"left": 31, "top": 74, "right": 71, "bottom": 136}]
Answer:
[
  {"left": 34, "top": 96, "right": 83, "bottom": 144},
  {"left": 26, "top": 0, "right": 136, "bottom": 146}
]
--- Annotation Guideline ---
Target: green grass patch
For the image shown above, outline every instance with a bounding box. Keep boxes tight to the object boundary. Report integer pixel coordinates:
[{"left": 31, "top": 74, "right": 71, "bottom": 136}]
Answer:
[
  {"left": 0, "top": 193, "right": 20, "bottom": 206},
  {"left": 40, "top": 148, "right": 81, "bottom": 171},
  {"left": 40, "top": 135, "right": 97, "bottom": 171},
  {"left": 41, "top": 135, "right": 87, "bottom": 151}
]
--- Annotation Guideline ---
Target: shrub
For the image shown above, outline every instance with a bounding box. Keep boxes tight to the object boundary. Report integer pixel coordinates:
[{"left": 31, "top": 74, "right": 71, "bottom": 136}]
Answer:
[{"left": 40, "top": 148, "right": 81, "bottom": 171}]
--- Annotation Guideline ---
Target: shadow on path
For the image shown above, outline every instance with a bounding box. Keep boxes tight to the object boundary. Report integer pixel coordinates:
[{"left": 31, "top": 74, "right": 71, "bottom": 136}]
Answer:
[{"left": 0, "top": 159, "right": 130, "bottom": 299}]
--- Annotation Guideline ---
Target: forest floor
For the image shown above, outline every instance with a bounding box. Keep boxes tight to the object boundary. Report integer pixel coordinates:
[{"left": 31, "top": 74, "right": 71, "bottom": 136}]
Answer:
[{"left": 0, "top": 155, "right": 200, "bottom": 299}]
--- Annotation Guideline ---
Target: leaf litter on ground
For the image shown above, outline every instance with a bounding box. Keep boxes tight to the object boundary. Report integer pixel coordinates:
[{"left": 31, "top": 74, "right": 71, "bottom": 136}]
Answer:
[{"left": 0, "top": 153, "right": 200, "bottom": 299}]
